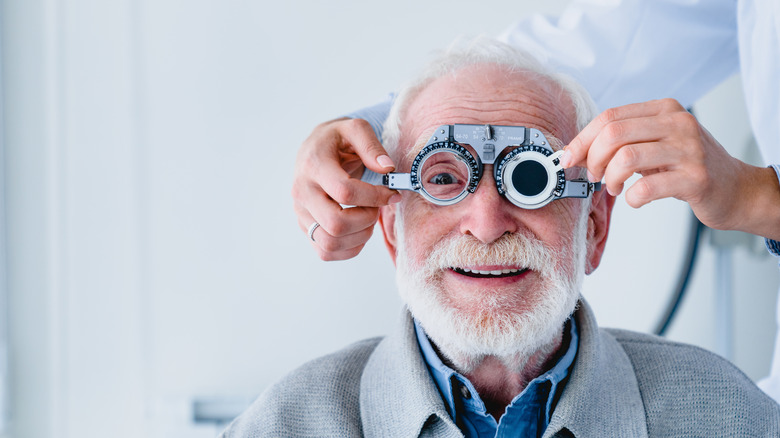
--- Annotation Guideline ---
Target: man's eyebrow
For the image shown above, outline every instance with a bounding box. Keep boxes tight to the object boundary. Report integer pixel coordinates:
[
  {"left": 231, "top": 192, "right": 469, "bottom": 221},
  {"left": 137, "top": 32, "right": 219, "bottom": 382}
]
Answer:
[
  {"left": 403, "top": 131, "right": 433, "bottom": 163},
  {"left": 543, "top": 132, "right": 564, "bottom": 151}
]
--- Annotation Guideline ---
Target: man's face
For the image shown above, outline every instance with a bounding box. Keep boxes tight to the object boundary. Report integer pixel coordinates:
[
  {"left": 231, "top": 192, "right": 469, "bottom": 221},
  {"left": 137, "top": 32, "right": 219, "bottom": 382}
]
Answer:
[{"left": 379, "top": 64, "right": 613, "bottom": 370}]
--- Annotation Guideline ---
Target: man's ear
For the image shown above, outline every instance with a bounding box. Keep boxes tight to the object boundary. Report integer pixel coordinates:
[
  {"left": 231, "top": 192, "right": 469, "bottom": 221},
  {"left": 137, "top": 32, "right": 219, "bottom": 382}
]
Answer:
[
  {"left": 378, "top": 204, "right": 399, "bottom": 265},
  {"left": 585, "top": 190, "right": 616, "bottom": 274}
]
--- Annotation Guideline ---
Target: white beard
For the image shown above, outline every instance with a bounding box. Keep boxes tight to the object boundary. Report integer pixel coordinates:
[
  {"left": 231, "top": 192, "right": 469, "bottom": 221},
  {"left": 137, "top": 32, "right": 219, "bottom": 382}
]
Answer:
[{"left": 395, "top": 210, "right": 588, "bottom": 373}]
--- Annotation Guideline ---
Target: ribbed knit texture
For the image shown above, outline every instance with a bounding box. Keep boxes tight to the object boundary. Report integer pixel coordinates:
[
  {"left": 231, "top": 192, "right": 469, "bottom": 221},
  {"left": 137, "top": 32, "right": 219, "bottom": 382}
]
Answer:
[{"left": 221, "top": 300, "right": 780, "bottom": 437}]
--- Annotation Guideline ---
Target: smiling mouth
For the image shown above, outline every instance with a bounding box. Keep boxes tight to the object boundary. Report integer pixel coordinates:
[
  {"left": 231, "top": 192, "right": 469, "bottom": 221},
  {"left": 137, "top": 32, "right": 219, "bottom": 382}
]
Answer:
[{"left": 450, "top": 267, "right": 529, "bottom": 278}]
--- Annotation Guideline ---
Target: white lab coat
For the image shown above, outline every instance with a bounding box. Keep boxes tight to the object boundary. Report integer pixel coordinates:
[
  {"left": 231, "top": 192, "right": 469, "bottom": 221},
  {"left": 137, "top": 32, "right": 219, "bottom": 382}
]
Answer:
[
  {"left": 499, "top": 0, "right": 780, "bottom": 399},
  {"left": 499, "top": 0, "right": 778, "bottom": 163}
]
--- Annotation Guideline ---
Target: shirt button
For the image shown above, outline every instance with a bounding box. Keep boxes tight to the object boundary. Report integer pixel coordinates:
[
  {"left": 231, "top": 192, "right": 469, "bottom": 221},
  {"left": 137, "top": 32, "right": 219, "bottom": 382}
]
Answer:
[{"left": 459, "top": 383, "right": 471, "bottom": 400}]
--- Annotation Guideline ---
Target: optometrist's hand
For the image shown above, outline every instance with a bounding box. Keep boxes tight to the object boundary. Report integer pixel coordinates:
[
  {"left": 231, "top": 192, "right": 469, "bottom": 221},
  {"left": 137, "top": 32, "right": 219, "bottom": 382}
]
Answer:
[
  {"left": 560, "top": 98, "right": 780, "bottom": 240},
  {"left": 292, "top": 118, "right": 401, "bottom": 261}
]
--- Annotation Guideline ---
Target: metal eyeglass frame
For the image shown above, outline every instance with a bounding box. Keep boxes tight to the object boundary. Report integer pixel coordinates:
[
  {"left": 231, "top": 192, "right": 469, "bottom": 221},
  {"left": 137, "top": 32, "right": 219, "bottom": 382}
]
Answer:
[{"left": 382, "top": 124, "right": 601, "bottom": 209}]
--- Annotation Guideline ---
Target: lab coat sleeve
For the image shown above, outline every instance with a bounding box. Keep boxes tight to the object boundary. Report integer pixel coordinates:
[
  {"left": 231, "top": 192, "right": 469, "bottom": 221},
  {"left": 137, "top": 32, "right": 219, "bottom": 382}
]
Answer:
[{"left": 498, "top": 0, "right": 741, "bottom": 111}]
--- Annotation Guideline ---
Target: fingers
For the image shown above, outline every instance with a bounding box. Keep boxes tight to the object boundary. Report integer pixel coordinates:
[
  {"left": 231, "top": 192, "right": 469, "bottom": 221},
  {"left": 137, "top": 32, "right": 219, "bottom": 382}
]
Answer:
[
  {"left": 591, "top": 111, "right": 702, "bottom": 197},
  {"left": 303, "top": 216, "right": 376, "bottom": 261},
  {"left": 295, "top": 200, "right": 380, "bottom": 261},
  {"left": 561, "top": 98, "right": 685, "bottom": 170},
  {"left": 599, "top": 133, "right": 718, "bottom": 211},
  {"left": 582, "top": 117, "right": 665, "bottom": 184},
  {"left": 314, "top": 157, "right": 401, "bottom": 207},
  {"left": 292, "top": 117, "right": 401, "bottom": 261},
  {"left": 556, "top": 97, "right": 764, "bottom": 235},
  {"left": 294, "top": 179, "right": 391, "bottom": 261},
  {"left": 560, "top": 99, "right": 697, "bottom": 199},
  {"left": 623, "top": 171, "right": 701, "bottom": 209},
  {"left": 601, "top": 139, "right": 686, "bottom": 196},
  {"left": 295, "top": 162, "right": 398, "bottom": 261},
  {"left": 336, "top": 118, "right": 396, "bottom": 174},
  {"left": 303, "top": 185, "right": 383, "bottom": 235}
]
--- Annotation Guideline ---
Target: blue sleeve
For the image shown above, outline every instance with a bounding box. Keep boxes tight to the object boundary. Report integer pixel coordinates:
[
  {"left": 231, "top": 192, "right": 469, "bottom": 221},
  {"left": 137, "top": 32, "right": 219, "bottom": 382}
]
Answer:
[
  {"left": 344, "top": 95, "right": 394, "bottom": 144},
  {"left": 344, "top": 95, "right": 394, "bottom": 185},
  {"left": 766, "top": 165, "right": 780, "bottom": 263}
]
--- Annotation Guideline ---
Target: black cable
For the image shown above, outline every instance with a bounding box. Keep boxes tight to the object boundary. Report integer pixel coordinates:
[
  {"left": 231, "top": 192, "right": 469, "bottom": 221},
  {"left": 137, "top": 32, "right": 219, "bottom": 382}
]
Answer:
[{"left": 654, "top": 211, "right": 705, "bottom": 336}]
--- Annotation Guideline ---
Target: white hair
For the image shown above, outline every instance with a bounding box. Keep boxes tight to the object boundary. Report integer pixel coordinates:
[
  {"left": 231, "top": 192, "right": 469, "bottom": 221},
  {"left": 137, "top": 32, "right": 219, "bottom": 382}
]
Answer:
[
  {"left": 393, "top": 199, "right": 589, "bottom": 373},
  {"left": 382, "top": 36, "right": 598, "bottom": 160}
]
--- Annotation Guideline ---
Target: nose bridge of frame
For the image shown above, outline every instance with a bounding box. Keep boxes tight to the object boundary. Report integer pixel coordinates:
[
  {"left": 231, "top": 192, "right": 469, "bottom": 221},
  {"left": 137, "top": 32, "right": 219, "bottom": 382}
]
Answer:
[{"left": 450, "top": 124, "right": 529, "bottom": 165}]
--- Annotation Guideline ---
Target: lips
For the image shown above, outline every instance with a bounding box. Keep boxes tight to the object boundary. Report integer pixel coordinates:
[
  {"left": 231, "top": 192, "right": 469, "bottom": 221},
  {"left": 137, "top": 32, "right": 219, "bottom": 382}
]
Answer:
[{"left": 450, "top": 267, "right": 529, "bottom": 278}]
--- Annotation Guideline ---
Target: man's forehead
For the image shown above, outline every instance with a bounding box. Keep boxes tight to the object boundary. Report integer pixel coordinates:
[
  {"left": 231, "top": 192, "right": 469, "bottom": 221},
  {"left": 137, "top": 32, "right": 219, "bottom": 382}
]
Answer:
[
  {"left": 398, "top": 66, "right": 576, "bottom": 161},
  {"left": 404, "top": 124, "right": 565, "bottom": 162}
]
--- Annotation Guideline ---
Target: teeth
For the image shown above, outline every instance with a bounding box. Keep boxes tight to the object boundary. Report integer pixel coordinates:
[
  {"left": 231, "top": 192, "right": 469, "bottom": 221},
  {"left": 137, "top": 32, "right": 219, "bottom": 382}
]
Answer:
[{"left": 460, "top": 268, "right": 522, "bottom": 275}]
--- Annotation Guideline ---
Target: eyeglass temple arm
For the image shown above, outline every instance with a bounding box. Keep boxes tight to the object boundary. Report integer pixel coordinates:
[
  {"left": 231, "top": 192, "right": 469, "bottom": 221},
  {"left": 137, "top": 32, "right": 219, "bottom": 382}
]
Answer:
[
  {"left": 383, "top": 173, "right": 415, "bottom": 191},
  {"left": 558, "top": 180, "right": 602, "bottom": 199}
]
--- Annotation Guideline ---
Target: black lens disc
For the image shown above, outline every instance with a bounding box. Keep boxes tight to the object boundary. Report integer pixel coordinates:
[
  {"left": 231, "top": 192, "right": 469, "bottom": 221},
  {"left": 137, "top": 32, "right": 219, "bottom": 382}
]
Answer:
[{"left": 512, "top": 160, "right": 547, "bottom": 196}]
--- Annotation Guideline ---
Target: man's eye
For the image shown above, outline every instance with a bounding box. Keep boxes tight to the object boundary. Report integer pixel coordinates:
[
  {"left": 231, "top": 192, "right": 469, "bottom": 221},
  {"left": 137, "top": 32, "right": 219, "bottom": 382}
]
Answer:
[{"left": 429, "top": 173, "right": 458, "bottom": 185}]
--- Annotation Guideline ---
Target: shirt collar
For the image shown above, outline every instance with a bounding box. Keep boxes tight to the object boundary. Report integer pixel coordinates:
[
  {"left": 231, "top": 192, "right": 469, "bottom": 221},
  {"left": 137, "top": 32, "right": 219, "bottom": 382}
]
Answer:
[
  {"left": 358, "top": 301, "right": 648, "bottom": 437},
  {"left": 414, "top": 317, "right": 579, "bottom": 433}
]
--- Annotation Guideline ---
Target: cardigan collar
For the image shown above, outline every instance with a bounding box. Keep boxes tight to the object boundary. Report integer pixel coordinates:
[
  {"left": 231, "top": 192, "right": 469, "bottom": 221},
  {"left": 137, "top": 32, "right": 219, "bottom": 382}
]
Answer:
[
  {"left": 542, "top": 299, "right": 648, "bottom": 438},
  {"left": 360, "top": 298, "right": 649, "bottom": 438}
]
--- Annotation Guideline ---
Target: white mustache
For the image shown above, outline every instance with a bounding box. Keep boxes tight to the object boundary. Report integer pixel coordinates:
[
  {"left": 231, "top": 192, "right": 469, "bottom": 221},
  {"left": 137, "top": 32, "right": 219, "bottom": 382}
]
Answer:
[{"left": 424, "top": 232, "right": 558, "bottom": 276}]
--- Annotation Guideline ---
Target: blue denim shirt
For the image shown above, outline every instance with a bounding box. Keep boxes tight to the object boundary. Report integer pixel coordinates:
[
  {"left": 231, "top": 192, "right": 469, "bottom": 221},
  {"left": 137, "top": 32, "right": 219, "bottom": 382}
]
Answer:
[{"left": 414, "top": 318, "right": 578, "bottom": 438}]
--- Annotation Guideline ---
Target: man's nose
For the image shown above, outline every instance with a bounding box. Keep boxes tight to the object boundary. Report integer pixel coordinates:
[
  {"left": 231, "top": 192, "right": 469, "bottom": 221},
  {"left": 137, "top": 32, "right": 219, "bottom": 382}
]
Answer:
[{"left": 459, "top": 169, "right": 518, "bottom": 244}]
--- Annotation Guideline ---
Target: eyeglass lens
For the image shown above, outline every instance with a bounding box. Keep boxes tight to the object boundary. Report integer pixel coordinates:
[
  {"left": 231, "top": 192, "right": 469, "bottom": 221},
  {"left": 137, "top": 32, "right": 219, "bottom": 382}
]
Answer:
[{"left": 419, "top": 150, "right": 470, "bottom": 202}]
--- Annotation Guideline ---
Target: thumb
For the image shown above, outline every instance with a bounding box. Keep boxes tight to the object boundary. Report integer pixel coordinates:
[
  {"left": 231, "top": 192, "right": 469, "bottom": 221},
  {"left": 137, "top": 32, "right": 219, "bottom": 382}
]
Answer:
[{"left": 560, "top": 130, "right": 593, "bottom": 170}]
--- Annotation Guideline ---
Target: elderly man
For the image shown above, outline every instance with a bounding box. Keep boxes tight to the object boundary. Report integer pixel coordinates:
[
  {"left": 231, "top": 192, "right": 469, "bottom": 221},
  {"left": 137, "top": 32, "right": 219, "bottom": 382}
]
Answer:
[{"left": 222, "top": 40, "right": 779, "bottom": 437}]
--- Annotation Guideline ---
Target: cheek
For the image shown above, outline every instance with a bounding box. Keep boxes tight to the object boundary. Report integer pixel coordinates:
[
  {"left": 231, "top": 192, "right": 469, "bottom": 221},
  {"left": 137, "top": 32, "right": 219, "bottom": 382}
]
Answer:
[
  {"left": 399, "top": 198, "right": 455, "bottom": 262},
  {"left": 519, "top": 200, "right": 584, "bottom": 254},
  {"left": 516, "top": 199, "right": 580, "bottom": 234}
]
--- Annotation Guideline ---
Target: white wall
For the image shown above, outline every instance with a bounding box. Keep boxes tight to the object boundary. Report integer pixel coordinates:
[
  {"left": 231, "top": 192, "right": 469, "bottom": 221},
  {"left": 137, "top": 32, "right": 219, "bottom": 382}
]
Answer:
[
  {"left": 1, "top": 1, "right": 777, "bottom": 437},
  {"left": 0, "top": 3, "right": 8, "bottom": 430}
]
